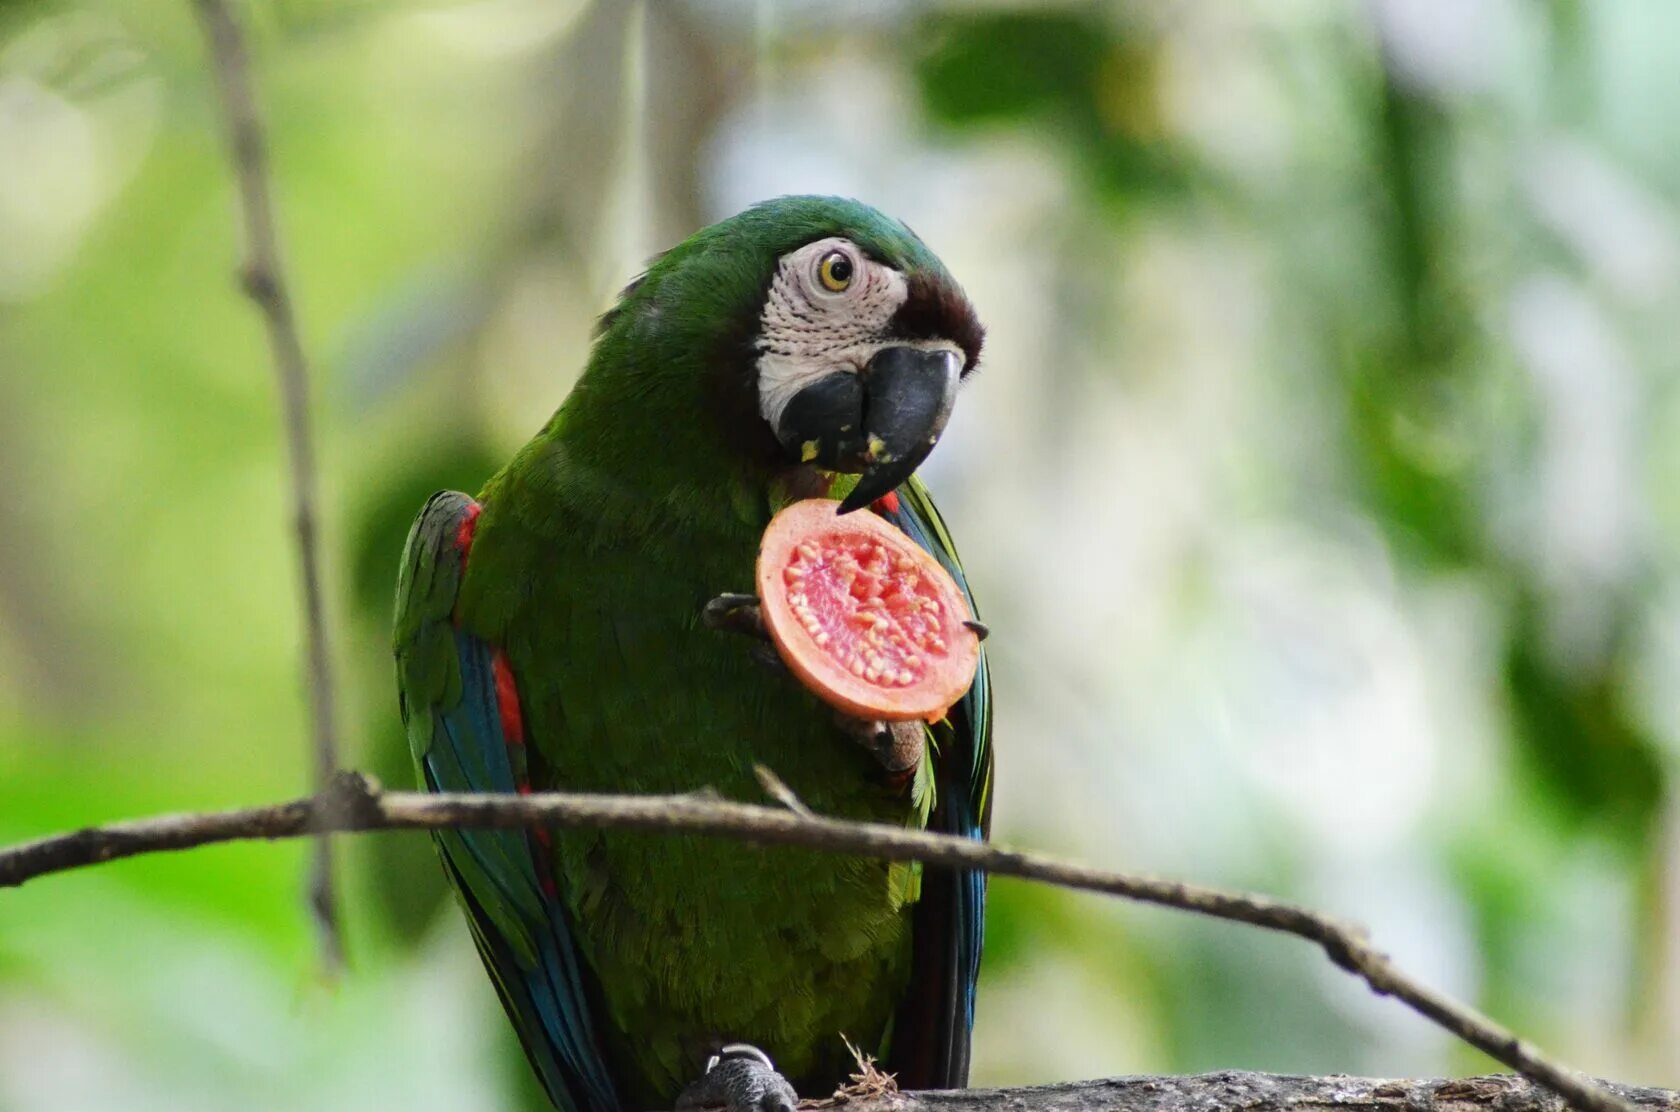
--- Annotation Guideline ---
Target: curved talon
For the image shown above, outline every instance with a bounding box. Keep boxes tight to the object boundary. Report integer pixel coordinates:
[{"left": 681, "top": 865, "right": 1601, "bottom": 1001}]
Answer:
[
  {"left": 707, "top": 1043, "right": 776, "bottom": 1074},
  {"left": 703, "top": 593, "right": 769, "bottom": 641},
  {"left": 962, "top": 619, "right": 990, "bottom": 642}
]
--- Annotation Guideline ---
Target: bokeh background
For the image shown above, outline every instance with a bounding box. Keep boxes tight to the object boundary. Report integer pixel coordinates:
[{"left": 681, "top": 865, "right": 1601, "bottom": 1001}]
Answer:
[{"left": 3, "top": 1, "right": 1679, "bottom": 1107}]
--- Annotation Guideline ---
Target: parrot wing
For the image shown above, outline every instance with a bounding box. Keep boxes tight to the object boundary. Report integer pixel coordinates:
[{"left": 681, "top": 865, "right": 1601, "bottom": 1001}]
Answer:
[
  {"left": 876, "top": 477, "right": 993, "bottom": 1089},
  {"left": 394, "top": 490, "right": 619, "bottom": 1112}
]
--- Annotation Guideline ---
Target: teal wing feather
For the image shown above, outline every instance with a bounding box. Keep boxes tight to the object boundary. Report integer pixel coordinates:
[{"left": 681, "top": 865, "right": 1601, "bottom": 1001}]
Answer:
[
  {"left": 877, "top": 477, "right": 993, "bottom": 1089},
  {"left": 394, "top": 491, "right": 621, "bottom": 1112}
]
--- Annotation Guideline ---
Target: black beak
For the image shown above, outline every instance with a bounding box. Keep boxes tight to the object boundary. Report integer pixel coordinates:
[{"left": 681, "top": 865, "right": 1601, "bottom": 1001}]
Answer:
[
  {"left": 772, "top": 346, "right": 961, "bottom": 514},
  {"left": 840, "top": 346, "right": 961, "bottom": 512}
]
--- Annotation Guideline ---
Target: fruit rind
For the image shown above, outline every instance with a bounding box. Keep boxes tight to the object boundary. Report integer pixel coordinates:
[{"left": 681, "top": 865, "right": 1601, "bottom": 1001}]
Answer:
[{"left": 756, "top": 498, "right": 981, "bottom": 722}]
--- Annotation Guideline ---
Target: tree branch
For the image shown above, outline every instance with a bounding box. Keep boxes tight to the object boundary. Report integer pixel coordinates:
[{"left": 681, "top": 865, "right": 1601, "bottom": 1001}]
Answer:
[
  {"left": 834, "top": 1072, "right": 1678, "bottom": 1112},
  {"left": 189, "top": 0, "right": 344, "bottom": 971},
  {"left": 0, "top": 773, "right": 1636, "bottom": 1112}
]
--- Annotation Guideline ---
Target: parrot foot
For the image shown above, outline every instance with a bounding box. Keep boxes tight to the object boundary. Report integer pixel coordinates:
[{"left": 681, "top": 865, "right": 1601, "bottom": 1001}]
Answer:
[
  {"left": 703, "top": 593, "right": 787, "bottom": 674},
  {"left": 702, "top": 593, "right": 768, "bottom": 640},
  {"left": 677, "top": 1043, "right": 799, "bottom": 1112},
  {"left": 837, "top": 714, "right": 924, "bottom": 774},
  {"left": 704, "top": 593, "right": 918, "bottom": 772}
]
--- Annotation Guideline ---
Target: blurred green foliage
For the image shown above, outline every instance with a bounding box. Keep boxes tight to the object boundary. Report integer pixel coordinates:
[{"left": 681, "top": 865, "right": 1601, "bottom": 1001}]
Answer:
[
  {"left": 2, "top": 1, "right": 1677, "bottom": 1106},
  {"left": 916, "top": 10, "right": 1181, "bottom": 203}
]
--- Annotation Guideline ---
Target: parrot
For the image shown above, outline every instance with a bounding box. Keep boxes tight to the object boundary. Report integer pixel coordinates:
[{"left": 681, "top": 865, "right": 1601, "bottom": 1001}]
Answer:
[{"left": 393, "top": 196, "right": 993, "bottom": 1112}]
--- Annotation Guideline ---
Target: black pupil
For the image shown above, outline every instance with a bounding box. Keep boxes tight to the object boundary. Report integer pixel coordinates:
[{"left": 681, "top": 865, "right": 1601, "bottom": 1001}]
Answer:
[{"left": 826, "top": 254, "right": 852, "bottom": 283}]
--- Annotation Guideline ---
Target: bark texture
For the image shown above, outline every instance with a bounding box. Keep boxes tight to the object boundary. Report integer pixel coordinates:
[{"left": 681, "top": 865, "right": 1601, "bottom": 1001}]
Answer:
[{"left": 860, "top": 1074, "right": 1678, "bottom": 1112}]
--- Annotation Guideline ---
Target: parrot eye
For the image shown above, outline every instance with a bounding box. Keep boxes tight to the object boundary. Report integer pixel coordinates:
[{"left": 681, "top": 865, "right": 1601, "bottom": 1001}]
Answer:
[{"left": 816, "top": 250, "right": 854, "bottom": 293}]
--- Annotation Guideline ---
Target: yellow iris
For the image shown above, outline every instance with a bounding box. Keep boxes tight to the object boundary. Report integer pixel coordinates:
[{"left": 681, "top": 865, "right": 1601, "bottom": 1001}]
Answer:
[{"left": 818, "top": 251, "right": 854, "bottom": 292}]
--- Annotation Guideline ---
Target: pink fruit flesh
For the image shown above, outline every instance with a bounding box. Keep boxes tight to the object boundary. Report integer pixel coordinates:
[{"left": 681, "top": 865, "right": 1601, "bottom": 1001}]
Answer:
[{"left": 757, "top": 499, "right": 980, "bottom": 722}]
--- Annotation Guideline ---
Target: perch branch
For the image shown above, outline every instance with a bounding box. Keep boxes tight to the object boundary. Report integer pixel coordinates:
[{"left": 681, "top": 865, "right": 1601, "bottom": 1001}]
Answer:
[
  {"left": 827, "top": 1072, "right": 1677, "bottom": 1112},
  {"left": 190, "top": 0, "right": 344, "bottom": 970},
  {"left": 0, "top": 773, "right": 1634, "bottom": 1112}
]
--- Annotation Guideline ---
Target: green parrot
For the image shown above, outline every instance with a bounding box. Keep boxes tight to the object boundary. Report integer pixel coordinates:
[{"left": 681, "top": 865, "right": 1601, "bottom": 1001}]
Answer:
[{"left": 393, "top": 196, "right": 993, "bottom": 1112}]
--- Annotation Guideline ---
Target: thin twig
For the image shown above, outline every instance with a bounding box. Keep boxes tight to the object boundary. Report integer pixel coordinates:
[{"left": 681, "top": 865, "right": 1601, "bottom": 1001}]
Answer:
[
  {"left": 189, "top": 0, "right": 343, "bottom": 971},
  {"left": 754, "top": 762, "right": 815, "bottom": 817},
  {"left": 0, "top": 773, "right": 1631, "bottom": 1112}
]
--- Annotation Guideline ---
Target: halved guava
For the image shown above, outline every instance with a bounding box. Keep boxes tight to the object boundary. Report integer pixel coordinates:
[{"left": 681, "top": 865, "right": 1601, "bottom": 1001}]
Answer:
[{"left": 756, "top": 498, "right": 981, "bottom": 722}]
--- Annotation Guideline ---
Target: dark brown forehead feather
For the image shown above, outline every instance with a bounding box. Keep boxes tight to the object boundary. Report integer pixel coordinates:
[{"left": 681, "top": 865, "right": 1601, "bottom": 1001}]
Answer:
[{"left": 890, "top": 271, "right": 985, "bottom": 373}]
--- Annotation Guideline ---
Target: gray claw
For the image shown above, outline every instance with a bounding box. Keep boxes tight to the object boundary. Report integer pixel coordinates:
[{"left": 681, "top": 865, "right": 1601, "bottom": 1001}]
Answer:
[{"left": 677, "top": 1044, "right": 799, "bottom": 1112}]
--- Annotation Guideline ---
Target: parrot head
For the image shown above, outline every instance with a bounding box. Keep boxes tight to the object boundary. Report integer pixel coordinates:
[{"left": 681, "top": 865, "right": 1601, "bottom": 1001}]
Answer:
[
  {"left": 594, "top": 196, "right": 984, "bottom": 512},
  {"left": 746, "top": 209, "right": 984, "bottom": 511}
]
